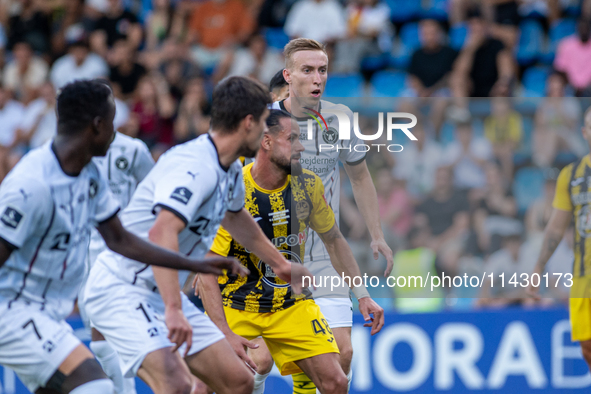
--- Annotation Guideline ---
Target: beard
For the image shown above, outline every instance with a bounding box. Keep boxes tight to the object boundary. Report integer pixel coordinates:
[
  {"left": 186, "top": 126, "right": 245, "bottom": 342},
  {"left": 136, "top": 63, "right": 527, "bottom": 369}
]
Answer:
[{"left": 270, "top": 154, "right": 303, "bottom": 176}]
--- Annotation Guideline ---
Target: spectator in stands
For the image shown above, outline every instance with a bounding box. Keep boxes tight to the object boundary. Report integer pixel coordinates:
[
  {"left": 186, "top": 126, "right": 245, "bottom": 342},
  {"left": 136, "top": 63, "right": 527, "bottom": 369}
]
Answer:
[
  {"left": 484, "top": 97, "right": 522, "bottom": 181},
  {"left": 159, "top": 51, "right": 203, "bottom": 102},
  {"left": 0, "top": 84, "right": 24, "bottom": 182},
  {"left": 408, "top": 19, "right": 457, "bottom": 97},
  {"left": 525, "top": 175, "right": 556, "bottom": 239},
  {"left": 391, "top": 119, "right": 443, "bottom": 203},
  {"left": 13, "top": 81, "right": 56, "bottom": 150},
  {"left": 284, "top": 0, "right": 347, "bottom": 44},
  {"left": 258, "top": 0, "right": 297, "bottom": 28},
  {"left": 2, "top": 40, "right": 48, "bottom": 103},
  {"left": 444, "top": 120, "right": 493, "bottom": 190},
  {"left": 269, "top": 69, "right": 289, "bottom": 101},
  {"left": 90, "top": 0, "right": 143, "bottom": 59},
  {"left": 471, "top": 161, "right": 518, "bottom": 254},
  {"left": 487, "top": 0, "right": 520, "bottom": 49},
  {"left": 223, "top": 33, "right": 284, "bottom": 85},
  {"left": 51, "top": 0, "right": 95, "bottom": 57},
  {"left": 186, "top": 0, "right": 255, "bottom": 71},
  {"left": 174, "top": 77, "right": 211, "bottom": 143},
  {"left": 376, "top": 168, "right": 413, "bottom": 255},
  {"left": 450, "top": 8, "right": 515, "bottom": 97},
  {"left": 145, "top": 0, "right": 183, "bottom": 52},
  {"left": 332, "top": 0, "right": 392, "bottom": 74},
  {"left": 478, "top": 232, "right": 534, "bottom": 306},
  {"left": 50, "top": 37, "right": 109, "bottom": 89},
  {"left": 415, "top": 166, "right": 470, "bottom": 276},
  {"left": 533, "top": 72, "right": 585, "bottom": 167},
  {"left": 554, "top": 17, "right": 591, "bottom": 95},
  {"left": 518, "top": 0, "right": 561, "bottom": 24},
  {"left": 129, "top": 73, "right": 175, "bottom": 157},
  {"left": 6, "top": 0, "right": 51, "bottom": 56},
  {"left": 108, "top": 38, "right": 147, "bottom": 100}
]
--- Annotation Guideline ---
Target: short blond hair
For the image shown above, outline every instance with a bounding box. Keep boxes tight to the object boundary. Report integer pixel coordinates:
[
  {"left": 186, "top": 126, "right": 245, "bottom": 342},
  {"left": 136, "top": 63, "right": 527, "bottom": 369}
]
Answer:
[{"left": 284, "top": 38, "right": 327, "bottom": 70}]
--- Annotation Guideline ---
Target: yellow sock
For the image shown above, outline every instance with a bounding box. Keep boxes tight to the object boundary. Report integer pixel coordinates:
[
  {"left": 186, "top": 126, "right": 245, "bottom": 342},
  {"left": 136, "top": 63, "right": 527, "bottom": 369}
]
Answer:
[{"left": 292, "top": 372, "right": 316, "bottom": 394}]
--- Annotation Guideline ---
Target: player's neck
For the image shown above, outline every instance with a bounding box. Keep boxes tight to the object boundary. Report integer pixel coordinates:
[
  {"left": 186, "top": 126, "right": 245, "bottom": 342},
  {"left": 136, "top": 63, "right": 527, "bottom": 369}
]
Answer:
[
  {"left": 251, "top": 159, "right": 288, "bottom": 191},
  {"left": 208, "top": 132, "right": 241, "bottom": 169},
  {"left": 284, "top": 97, "right": 320, "bottom": 117},
  {"left": 51, "top": 136, "right": 91, "bottom": 177}
]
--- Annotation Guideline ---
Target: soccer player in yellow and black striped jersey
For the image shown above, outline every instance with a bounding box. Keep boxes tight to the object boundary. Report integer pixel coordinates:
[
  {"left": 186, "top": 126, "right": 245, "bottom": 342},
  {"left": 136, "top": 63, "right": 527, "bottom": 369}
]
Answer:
[
  {"left": 196, "top": 110, "right": 384, "bottom": 394},
  {"left": 531, "top": 107, "right": 591, "bottom": 372}
]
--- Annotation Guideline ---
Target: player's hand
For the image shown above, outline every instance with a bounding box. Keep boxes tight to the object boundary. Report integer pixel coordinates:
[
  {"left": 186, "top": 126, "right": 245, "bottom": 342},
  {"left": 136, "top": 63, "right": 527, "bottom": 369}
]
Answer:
[
  {"left": 226, "top": 331, "right": 259, "bottom": 374},
  {"left": 371, "top": 238, "right": 394, "bottom": 277},
  {"left": 276, "top": 262, "right": 313, "bottom": 295},
  {"left": 358, "top": 297, "right": 384, "bottom": 335},
  {"left": 192, "top": 275, "right": 200, "bottom": 297},
  {"left": 526, "top": 282, "right": 541, "bottom": 302},
  {"left": 165, "top": 307, "right": 193, "bottom": 357},
  {"left": 191, "top": 256, "right": 249, "bottom": 277}
]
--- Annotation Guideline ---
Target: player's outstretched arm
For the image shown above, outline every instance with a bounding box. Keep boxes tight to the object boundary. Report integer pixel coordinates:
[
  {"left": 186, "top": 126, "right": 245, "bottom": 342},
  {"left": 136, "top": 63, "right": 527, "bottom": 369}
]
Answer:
[
  {"left": 195, "top": 263, "right": 259, "bottom": 372},
  {"left": 529, "top": 208, "right": 571, "bottom": 297},
  {"left": 318, "top": 223, "right": 384, "bottom": 335},
  {"left": 221, "top": 208, "right": 312, "bottom": 294},
  {"left": 344, "top": 161, "right": 394, "bottom": 277},
  {"left": 97, "top": 215, "right": 248, "bottom": 276}
]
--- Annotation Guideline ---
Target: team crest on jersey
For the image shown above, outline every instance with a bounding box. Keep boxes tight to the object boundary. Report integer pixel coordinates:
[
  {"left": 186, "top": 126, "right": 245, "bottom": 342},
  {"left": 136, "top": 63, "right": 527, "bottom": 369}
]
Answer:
[
  {"left": 0, "top": 207, "right": 23, "bottom": 229},
  {"left": 89, "top": 179, "right": 98, "bottom": 198},
  {"left": 296, "top": 200, "right": 310, "bottom": 221},
  {"left": 323, "top": 127, "right": 338, "bottom": 144},
  {"left": 115, "top": 156, "right": 129, "bottom": 170},
  {"left": 170, "top": 187, "right": 193, "bottom": 205}
]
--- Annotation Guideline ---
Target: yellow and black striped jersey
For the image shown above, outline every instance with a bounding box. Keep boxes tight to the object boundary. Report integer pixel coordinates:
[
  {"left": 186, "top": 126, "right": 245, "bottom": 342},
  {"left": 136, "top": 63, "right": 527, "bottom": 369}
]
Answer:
[
  {"left": 211, "top": 162, "right": 335, "bottom": 313},
  {"left": 554, "top": 155, "right": 591, "bottom": 279}
]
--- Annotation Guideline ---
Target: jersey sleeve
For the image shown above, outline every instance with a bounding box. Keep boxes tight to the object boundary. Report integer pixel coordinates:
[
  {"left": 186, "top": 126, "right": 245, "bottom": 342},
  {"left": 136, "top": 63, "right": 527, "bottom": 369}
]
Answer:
[
  {"left": 93, "top": 174, "right": 121, "bottom": 225},
  {"left": 227, "top": 168, "right": 245, "bottom": 212},
  {"left": 132, "top": 140, "right": 155, "bottom": 183},
  {"left": 338, "top": 107, "right": 366, "bottom": 165},
  {"left": 152, "top": 166, "right": 218, "bottom": 225},
  {"left": 309, "top": 175, "right": 336, "bottom": 234},
  {"left": 553, "top": 164, "right": 573, "bottom": 212},
  {"left": 209, "top": 225, "right": 233, "bottom": 257},
  {"left": 0, "top": 178, "right": 52, "bottom": 249}
]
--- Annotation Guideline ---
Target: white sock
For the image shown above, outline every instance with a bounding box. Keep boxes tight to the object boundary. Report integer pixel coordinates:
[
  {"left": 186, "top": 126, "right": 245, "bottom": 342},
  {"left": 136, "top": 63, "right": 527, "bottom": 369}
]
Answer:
[
  {"left": 70, "top": 379, "right": 114, "bottom": 394},
  {"left": 253, "top": 372, "right": 270, "bottom": 394},
  {"left": 346, "top": 369, "right": 352, "bottom": 392},
  {"left": 89, "top": 340, "right": 133, "bottom": 394}
]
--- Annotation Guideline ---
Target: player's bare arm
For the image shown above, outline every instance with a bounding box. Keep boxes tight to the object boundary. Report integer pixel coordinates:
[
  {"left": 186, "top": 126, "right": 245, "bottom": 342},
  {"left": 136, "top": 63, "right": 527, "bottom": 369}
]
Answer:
[
  {"left": 318, "top": 223, "right": 385, "bottom": 335},
  {"left": 529, "top": 208, "right": 571, "bottom": 297},
  {"left": 195, "top": 263, "right": 259, "bottom": 372},
  {"left": 96, "top": 214, "right": 247, "bottom": 276},
  {"left": 221, "top": 208, "right": 312, "bottom": 294},
  {"left": 343, "top": 160, "right": 394, "bottom": 277}
]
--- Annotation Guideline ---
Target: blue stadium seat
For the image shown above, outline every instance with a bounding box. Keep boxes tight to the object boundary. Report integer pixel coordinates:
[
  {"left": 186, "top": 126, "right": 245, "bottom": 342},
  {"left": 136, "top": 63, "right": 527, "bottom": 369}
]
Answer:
[
  {"left": 522, "top": 66, "right": 550, "bottom": 97},
  {"left": 516, "top": 19, "right": 544, "bottom": 66},
  {"left": 370, "top": 70, "right": 406, "bottom": 97},
  {"left": 265, "top": 28, "right": 290, "bottom": 50},
  {"left": 390, "top": 22, "right": 421, "bottom": 69},
  {"left": 449, "top": 23, "right": 467, "bottom": 50},
  {"left": 439, "top": 121, "right": 455, "bottom": 147},
  {"left": 541, "top": 18, "right": 577, "bottom": 64},
  {"left": 360, "top": 54, "right": 388, "bottom": 73},
  {"left": 385, "top": 0, "right": 421, "bottom": 23},
  {"left": 324, "top": 74, "right": 364, "bottom": 97},
  {"left": 513, "top": 167, "right": 545, "bottom": 215},
  {"left": 419, "top": 0, "right": 448, "bottom": 21}
]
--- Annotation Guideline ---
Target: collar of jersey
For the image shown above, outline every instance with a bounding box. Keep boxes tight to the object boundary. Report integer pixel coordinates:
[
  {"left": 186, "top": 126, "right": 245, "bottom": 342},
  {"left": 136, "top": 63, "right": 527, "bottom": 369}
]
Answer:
[
  {"left": 279, "top": 99, "right": 322, "bottom": 122},
  {"left": 244, "top": 162, "right": 290, "bottom": 194}
]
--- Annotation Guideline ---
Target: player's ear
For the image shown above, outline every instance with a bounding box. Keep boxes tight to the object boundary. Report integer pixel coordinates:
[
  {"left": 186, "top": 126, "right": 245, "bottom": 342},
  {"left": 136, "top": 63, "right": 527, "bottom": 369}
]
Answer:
[
  {"left": 262, "top": 133, "right": 272, "bottom": 150},
  {"left": 92, "top": 116, "right": 101, "bottom": 135},
  {"left": 283, "top": 68, "right": 291, "bottom": 84}
]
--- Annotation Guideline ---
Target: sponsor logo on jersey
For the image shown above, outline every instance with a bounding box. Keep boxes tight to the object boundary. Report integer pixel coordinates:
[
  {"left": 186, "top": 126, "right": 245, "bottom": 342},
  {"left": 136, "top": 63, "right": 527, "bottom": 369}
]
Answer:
[
  {"left": 115, "top": 156, "right": 129, "bottom": 170},
  {"left": 1, "top": 207, "right": 23, "bottom": 229},
  {"left": 269, "top": 210, "right": 289, "bottom": 226},
  {"left": 170, "top": 187, "right": 193, "bottom": 205},
  {"left": 572, "top": 177, "right": 585, "bottom": 187},
  {"left": 322, "top": 127, "right": 339, "bottom": 144},
  {"left": 272, "top": 231, "right": 307, "bottom": 248},
  {"left": 89, "top": 179, "right": 98, "bottom": 198},
  {"left": 50, "top": 233, "right": 70, "bottom": 251}
]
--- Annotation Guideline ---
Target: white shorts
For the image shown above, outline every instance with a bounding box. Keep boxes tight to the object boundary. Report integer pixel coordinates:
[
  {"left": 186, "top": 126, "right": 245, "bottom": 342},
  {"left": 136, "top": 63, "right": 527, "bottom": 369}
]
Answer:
[
  {"left": 313, "top": 297, "right": 353, "bottom": 328},
  {"left": 84, "top": 263, "right": 225, "bottom": 378},
  {"left": 0, "top": 301, "right": 81, "bottom": 392}
]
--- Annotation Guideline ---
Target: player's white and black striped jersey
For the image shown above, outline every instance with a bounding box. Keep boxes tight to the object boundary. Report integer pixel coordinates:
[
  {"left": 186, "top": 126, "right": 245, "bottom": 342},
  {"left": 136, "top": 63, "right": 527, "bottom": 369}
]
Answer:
[
  {"left": 271, "top": 100, "right": 365, "bottom": 265},
  {"left": 0, "top": 142, "right": 120, "bottom": 319},
  {"left": 98, "top": 134, "right": 245, "bottom": 290},
  {"left": 87, "top": 132, "right": 154, "bottom": 264}
]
